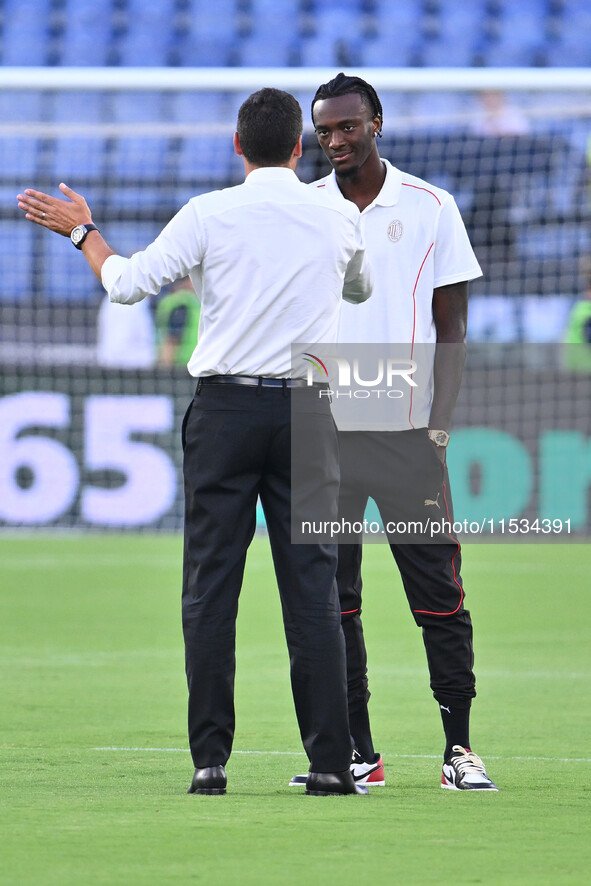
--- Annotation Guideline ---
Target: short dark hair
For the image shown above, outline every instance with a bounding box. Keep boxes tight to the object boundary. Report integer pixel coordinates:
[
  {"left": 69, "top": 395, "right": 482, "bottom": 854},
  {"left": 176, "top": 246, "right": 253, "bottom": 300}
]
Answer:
[
  {"left": 311, "top": 72, "right": 384, "bottom": 133},
  {"left": 237, "top": 88, "right": 303, "bottom": 166}
]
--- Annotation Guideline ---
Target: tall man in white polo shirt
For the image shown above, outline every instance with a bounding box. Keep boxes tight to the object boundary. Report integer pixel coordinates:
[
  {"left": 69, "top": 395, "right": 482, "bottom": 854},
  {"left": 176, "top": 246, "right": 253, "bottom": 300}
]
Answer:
[
  {"left": 293, "top": 73, "right": 498, "bottom": 791},
  {"left": 17, "top": 88, "right": 373, "bottom": 797}
]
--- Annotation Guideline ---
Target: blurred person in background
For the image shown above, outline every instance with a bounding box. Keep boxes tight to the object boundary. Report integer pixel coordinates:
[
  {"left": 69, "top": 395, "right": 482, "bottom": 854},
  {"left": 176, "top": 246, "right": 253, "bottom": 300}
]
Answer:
[
  {"left": 471, "top": 90, "right": 530, "bottom": 138},
  {"left": 563, "top": 256, "right": 591, "bottom": 372},
  {"left": 156, "top": 276, "right": 201, "bottom": 367},
  {"left": 96, "top": 293, "right": 156, "bottom": 369}
]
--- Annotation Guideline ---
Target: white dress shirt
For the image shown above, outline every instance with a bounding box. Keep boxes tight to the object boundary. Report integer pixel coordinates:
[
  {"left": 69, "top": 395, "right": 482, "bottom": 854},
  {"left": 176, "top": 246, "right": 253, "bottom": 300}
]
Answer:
[
  {"left": 102, "top": 167, "right": 372, "bottom": 377},
  {"left": 312, "top": 160, "right": 482, "bottom": 429}
]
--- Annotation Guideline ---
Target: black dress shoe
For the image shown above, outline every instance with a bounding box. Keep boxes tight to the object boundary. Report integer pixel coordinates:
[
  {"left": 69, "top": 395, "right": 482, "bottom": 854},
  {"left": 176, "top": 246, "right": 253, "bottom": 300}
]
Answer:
[
  {"left": 187, "top": 765, "right": 227, "bottom": 795},
  {"left": 305, "top": 769, "right": 369, "bottom": 796}
]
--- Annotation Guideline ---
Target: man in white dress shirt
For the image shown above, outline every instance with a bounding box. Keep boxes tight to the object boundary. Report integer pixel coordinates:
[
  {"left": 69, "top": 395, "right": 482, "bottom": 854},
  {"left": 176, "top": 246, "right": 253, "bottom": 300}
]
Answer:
[{"left": 17, "top": 88, "right": 372, "bottom": 797}]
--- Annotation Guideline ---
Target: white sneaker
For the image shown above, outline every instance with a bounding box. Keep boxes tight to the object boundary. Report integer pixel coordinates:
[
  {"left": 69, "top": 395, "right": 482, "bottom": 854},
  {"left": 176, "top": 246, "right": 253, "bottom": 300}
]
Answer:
[
  {"left": 289, "top": 748, "right": 385, "bottom": 787},
  {"left": 441, "top": 745, "right": 498, "bottom": 791}
]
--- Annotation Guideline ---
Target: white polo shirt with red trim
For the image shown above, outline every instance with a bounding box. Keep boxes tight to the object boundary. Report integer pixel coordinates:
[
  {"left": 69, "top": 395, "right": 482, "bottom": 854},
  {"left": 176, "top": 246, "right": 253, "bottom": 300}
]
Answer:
[{"left": 312, "top": 159, "right": 482, "bottom": 430}]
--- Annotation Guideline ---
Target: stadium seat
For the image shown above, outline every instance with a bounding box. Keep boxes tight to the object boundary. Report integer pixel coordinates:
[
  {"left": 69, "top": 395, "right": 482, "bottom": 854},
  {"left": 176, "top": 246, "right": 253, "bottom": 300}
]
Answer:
[
  {"left": 0, "top": 137, "right": 41, "bottom": 181},
  {"left": 0, "top": 223, "right": 35, "bottom": 301},
  {"left": 49, "top": 137, "right": 110, "bottom": 183},
  {"left": 543, "top": 40, "right": 591, "bottom": 66},
  {"left": 0, "top": 89, "right": 43, "bottom": 124},
  {"left": 169, "top": 36, "right": 240, "bottom": 67},
  {"left": 418, "top": 3, "right": 487, "bottom": 67},
  {"left": 236, "top": 36, "right": 299, "bottom": 67},
  {"left": 359, "top": 33, "right": 417, "bottom": 67},
  {"left": 56, "top": 0, "right": 113, "bottom": 66},
  {"left": 109, "top": 91, "right": 166, "bottom": 124},
  {"left": 176, "top": 136, "right": 240, "bottom": 186},
  {"left": 94, "top": 220, "right": 164, "bottom": 260},
  {"left": 116, "top": 32, "right": 171, "bottom": 67},
  {"left": 479, "top": 37, "right": 539, "bottom": 67},
  {"left": 109, "top": 136, "right": 171, "bottom": 180},
  {"left": 42, "top": 234, "right": 104, "bottom": 301},
  {"left": 302, "top": 6, "right": 364, "bottom": 59},
  {"left": 169, "top": 91, "right": 231, "bottom": 125},
  {"left": 49, "top": 92, "right": 107, "bottom": 124},
  {"left": 114, "top": 0, "right": 176, "bottom": 65},
  {"left": 0, "top": 0, "right": 48, "bottom": 65},
  {"left": 191, "top": 0, "right": 240, "bottom": 37}
]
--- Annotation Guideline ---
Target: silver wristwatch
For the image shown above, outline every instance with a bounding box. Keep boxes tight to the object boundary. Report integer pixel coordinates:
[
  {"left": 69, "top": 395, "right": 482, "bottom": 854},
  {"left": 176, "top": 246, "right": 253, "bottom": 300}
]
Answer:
[
  {"left": 428, "top": 429, "right": 450, "bottom": 448},
  {"left": 70, "top": 224, "right": 99, "bottom": 249}
]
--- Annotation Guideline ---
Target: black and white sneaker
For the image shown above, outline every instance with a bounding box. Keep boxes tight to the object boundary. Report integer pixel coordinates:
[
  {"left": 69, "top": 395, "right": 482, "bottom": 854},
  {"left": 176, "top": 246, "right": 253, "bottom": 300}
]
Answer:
[
  {"left": 350, "top": 749, "right": 385, "bottom": 786},
  {"left": 441, "top": 745, "right": 498, "bottom": 791},
  {"left": 289, "top": 748, "right": 385, "bottom": 787}
]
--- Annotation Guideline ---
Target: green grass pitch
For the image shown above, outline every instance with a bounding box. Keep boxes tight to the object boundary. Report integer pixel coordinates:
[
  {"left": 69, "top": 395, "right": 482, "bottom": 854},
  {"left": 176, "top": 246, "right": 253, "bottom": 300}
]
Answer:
[{"left": 1, "top": 535, "right": 589, "bottom": 885}]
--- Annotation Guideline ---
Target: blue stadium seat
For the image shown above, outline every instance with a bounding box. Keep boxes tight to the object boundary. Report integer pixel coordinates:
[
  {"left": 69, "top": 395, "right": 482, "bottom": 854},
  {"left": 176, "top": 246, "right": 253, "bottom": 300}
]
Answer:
[
  {"left": 109, "top": 91, "right": 166, "bottom": 124},
  {"left": 49, "top": 92, "right": 107, "bottom": 124},
  {"left": 57, "top": 1, "right": 113, "bottom": 66},
  {"left": 93, "top": 221, "right": 164, "bottom": 261},
  {"left": 415, "top": 38, "right": 476, "bottom": 67},
  {"left": 115, "top": 0, "right": 176, "bottom": 66},
  {"left": 543, "top": 3, "right": 591, "bottom": 65},
  {"left": 237, "top": 37, "right": 298, "bottom": 67},
  {"left": 108, "top": 136, "right": 170, "bottom": 180},
  {"left": 42, "top": 234, "right": 104, "bottom": 301},
  {"left": 176, "top": 136, "right": 239, "bottom": 185},
  {"left": 116, "top": 33, "right": 171, "bottom": 67},
  {"left": 479, "top": 0, "right": 547, "bottom": 66},
  {"left": 359, "top": 33, "right": 417, "bottom": 67},
  {"left": 190, "top": 0, "right": 240, "bottom": 37},
  {"left": 170, "top": 36, "right": 239, "bottom": 67},
  {"left": 0, "top": 223, "right": 35, "bottom": 301},
  {"left": 546, "top": 40, "right": 591, "bottom": 66},
  {"left": 299, "top": 33, "right": 363, "bottom": 67},
  {"left": 173, "top": 90, "right": 230, "bottom": 121},
  {"left": 479, "top": 35, "right": 540, "bottom": 67},
  {"left": 1, "top": 0, "right": 48, "bottom": 65},
  {"left": 369, "top": 0, "right": 422, "bottom": 39},
  {"left": 49, "top": 137, "right": 109, "bottom": 183},
  {"left": 0, "top": 91, "right": 43, "bottom": 123},
  {"left": 418, "top": 2, "right": 487, "bottom": 67},
  {"left": 358, "top": 0, "right": 423, "bottom": 66},
  {"left": 0, "top": 138, "right": 40, "bottom": 180}
]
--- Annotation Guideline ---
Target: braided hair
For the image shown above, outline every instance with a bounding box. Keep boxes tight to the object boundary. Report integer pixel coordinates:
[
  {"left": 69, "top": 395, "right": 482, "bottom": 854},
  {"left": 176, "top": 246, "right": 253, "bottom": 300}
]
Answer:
[{"left": 311, "top": 72, "right": 383, "bottom": 136}]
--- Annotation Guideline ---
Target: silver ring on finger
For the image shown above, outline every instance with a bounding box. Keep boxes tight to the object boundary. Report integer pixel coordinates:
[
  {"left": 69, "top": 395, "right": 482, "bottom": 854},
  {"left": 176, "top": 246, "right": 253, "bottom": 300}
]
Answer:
[{"left": 41, "top": 212, "right": 46, "bottom": 219}]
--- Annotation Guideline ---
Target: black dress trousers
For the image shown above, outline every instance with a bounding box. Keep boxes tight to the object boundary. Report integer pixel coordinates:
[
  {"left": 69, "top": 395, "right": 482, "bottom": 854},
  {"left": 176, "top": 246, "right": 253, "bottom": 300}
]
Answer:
[
  {"left": 336, "top": 428, "right": 476, "bottom": 713},
  {"left": 181, "top": 382, "right": 352, "bottom": 772}
]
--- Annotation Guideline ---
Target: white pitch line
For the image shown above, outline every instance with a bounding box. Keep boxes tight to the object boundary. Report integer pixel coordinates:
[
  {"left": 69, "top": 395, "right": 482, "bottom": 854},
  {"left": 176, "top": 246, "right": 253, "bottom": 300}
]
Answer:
[
  {"left": 90, "top": 748, "right": 591, "bottom": 763},
  {"left": 2, "top": 747, "right": 588, "bottom": 763},
  {"left": 93, "top": 747, "right": 301, "bottom": 755}
]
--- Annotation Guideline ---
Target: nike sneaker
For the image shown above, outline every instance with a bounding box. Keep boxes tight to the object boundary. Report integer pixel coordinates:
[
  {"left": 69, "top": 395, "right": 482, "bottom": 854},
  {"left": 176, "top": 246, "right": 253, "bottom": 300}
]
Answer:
[{"left": 289, "top": 748, "right": 385, "bottom": 787}]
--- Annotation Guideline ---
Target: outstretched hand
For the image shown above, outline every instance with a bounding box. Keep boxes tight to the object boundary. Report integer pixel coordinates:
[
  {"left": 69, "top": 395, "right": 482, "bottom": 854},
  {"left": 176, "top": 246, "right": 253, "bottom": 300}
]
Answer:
[{"left": 17, "top": 183, "right": 92, "bottom": 238}]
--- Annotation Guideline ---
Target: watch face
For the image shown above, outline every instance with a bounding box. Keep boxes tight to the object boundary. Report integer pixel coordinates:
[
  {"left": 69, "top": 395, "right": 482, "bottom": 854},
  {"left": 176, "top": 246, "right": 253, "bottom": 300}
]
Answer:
[
  {"left": 71, "top": 225, "right": 86, "bottom": 245},
  {"left": 429, "top": 430, "right": 450, "bottom": 447}
]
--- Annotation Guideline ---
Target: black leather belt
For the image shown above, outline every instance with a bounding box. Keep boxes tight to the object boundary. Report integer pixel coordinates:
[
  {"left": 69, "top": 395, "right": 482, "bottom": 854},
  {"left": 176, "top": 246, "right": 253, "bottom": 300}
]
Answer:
[{"left": 198, "top": 375, "right": 325, "bottom": 388}]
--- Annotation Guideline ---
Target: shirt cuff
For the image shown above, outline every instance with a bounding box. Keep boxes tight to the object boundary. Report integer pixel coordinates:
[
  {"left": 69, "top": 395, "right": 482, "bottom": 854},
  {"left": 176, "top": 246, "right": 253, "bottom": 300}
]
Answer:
[{"left": 101, "top": 254, "right": 132, "bottom": 303}]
